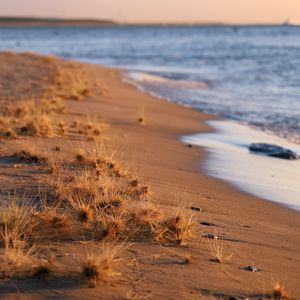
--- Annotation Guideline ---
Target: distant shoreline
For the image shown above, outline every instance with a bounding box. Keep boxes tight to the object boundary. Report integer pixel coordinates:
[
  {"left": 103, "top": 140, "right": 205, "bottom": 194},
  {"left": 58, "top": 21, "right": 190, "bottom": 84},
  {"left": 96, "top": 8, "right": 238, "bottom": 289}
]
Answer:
[
  {"left": 0, "top": 17, "right": 116, "bottom": 27},
  {"left": 0, "top": 17, "right": 287, "bottom": 27}
]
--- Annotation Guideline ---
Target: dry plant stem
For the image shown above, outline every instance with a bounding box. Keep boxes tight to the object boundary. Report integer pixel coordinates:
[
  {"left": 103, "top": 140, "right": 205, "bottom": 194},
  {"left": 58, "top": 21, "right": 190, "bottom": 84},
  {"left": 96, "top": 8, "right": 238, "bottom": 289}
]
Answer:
[{"left": 209, "top": 233, "right": 233, "bottom": 263}]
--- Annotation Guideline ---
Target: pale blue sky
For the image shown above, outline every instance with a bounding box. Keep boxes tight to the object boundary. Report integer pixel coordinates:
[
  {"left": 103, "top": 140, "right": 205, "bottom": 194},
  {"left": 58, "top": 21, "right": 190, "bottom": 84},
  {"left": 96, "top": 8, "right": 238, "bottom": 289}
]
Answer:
[{"left": 0, "top": 0, "right": 299, "bottom": 23}]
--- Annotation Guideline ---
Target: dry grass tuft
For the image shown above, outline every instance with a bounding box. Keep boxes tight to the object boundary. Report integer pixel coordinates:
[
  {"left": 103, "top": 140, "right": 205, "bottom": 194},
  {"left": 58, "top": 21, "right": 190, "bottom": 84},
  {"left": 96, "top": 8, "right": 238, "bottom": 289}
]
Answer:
[
  {"left": 20, "top": 114, "right": 54, "bottom": 137},
  {"left": 183, "top": 251, "right": 193, "bottom": 264},
  {"left": 73, "top": 142, "right": 126, "bottom": 178},
  {"left": 57, "top": 120, "right": 68, "bottom": 136},
  {"left": 53, "top": 64, "right": 91, "bottom": 101},
  {"left": 75, "top": 149, "right": 88, "bottom": 163},
  {"left": 82, "top": 243, "right": 125, "bottom": 286},
  {"left": 0, "top": 198, "right": 39, "bottom": 279},
  {"left": 0, "top": 199, "right": 36, "bottom": 249},
  {"left": 31, "top": 192, "right": 72, "bottom": 240},
  {"left": 0, "top": 244, "right": 36, "bottom": 279},
  {"left": 272, "top": 282, "right": 290, "bottom": 300},
  {"left": 209, "top": 234, "right": 233, "bottom": 263},
  {"left": 74, "top": 119, "right": 107, "bottom": 141},
  {"left": 76, "top": 205, "right": 94, "bottom": 224},
  {"left": 14, "top": 150, "right": 48, "bottom": 165},
  {"left": 160, "top": 211, "right": 195, "bottom": 246},
  {"left": 13, "top": 142, "right": 59, "bottom": 167},
  {"left": 32, "top": 258, "right": 54, "bottom": 279},
  {"left": 47, "top": 156, "right": 62, "bottom": 175},
  {"left": 0, "top": 97, "right": 67, "bottom": 139},
  {"left": 0, "top": 116, "right": 17, "bottom": 139},
  {"left": 99, "top": 213, "right": 128, "bottom": 241}
]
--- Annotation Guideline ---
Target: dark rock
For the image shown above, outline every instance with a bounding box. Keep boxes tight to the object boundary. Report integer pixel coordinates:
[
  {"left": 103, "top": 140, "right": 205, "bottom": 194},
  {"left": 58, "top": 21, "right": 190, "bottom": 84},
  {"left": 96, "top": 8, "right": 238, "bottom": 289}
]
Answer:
[
  {"left": 249, "top": 143, "right": 298, "bottom": 160},
  {"left": 200, "top": 221, "right": 217, "bottom": 227},
  {"left": 205, "top": 233, "right": 220, "bottom": 240},
  {"left": 245, "top": 265, "right": 258, "bottom": 272},
  {"left": 190, "top": 206, "right": 202, "bottom": 212}
]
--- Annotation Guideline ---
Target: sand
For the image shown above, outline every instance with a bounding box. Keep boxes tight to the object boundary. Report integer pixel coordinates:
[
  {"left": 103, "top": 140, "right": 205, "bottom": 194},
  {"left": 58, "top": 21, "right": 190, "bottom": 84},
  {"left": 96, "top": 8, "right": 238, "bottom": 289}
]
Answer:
[{"left": 0, "top": 52, "right": 299, "bottom": 299}]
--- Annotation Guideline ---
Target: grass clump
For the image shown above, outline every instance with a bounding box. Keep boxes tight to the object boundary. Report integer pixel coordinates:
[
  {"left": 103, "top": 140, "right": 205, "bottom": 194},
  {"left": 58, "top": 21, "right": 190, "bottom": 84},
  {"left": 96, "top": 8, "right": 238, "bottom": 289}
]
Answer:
[
  {"left": 76, "top": 205, "right": 94, "bottom": 224},
  {"left": 0, "top": 198, "right": 38, "bottom": 279},
  {"left": 0, "top": 199, "right": 36, "bottom": 249},
  {"left": 97, "top": 213, "right": 128, "bottom": 241},
  {"left": 20, "top": 114, "right": 54, "bottom": 137},
  {"left": 0, "top": 116, "right": 17, "bottom": 139},
  {"left": 209, "top": 233, "right": 233, "bottom": 263},
  {"left": 159, "top": 212, "right": 195, "bottom": 246},
  {"left": 82, "top": 243, "right": 125, "bottom": 286},
  {"left": 272, "top": 283, "right": 290, "bottom": 300},
  {"left": 14, "top": 150, "right": 48, "bottom": 165},
  {"left": 74, "top": 119, "right": 107, "bottom": 141},
  {"left": 183, "top": 251, "right": 193, "bottom": 264},
  {"left": 32, "top": 264, "right": 52, "bottom": 279},
  {"left": 57, "top": 120, "right": 68, "bottom": 136},
  {"left": 0, "top": 244, "right": 36, "bottom": 279}
]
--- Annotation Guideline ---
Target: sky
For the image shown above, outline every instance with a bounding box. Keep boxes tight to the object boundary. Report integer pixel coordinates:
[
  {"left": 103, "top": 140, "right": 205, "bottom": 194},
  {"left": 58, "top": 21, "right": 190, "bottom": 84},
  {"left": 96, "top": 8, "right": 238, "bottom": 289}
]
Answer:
[{"left": 0, "top": 0, "right": 299, "bottom": 24}]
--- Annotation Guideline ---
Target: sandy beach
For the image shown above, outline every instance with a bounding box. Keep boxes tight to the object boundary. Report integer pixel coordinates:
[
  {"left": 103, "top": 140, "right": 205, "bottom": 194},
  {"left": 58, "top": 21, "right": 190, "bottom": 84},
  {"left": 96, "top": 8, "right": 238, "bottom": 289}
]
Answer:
[{"left": 0, "top": 52, "right": 299, "bottom": 299}]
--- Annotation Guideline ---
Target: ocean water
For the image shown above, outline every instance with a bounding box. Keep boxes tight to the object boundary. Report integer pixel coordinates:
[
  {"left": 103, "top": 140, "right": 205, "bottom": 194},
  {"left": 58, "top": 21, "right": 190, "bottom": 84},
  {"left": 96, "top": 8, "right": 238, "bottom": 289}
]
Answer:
[
  {"left": 0, "top": 25, "right": 299, "bottom": 142},
  {"left": 1, "top": 25, "right": 300, "bottom": 210}
]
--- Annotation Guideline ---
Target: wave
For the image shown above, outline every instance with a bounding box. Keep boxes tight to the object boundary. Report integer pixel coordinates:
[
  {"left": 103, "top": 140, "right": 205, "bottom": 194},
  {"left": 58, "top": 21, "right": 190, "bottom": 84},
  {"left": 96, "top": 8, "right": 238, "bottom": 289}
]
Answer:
[{"left": 126, "top": 71, "right": 207, "bottom": 90}]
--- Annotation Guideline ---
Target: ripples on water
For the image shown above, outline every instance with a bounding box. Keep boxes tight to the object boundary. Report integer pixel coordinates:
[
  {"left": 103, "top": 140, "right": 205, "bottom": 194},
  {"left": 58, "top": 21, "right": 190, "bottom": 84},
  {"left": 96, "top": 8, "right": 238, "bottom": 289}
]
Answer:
[{"left": 0, "top": 25, "right": 299, "bottom": 141}]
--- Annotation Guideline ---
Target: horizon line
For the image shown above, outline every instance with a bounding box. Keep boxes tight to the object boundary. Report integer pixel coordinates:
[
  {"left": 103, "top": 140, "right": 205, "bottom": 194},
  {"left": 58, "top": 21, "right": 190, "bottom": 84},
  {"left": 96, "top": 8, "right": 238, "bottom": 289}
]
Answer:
[{"left": 0, "top": 16, "right": 292, "bottom": 26}]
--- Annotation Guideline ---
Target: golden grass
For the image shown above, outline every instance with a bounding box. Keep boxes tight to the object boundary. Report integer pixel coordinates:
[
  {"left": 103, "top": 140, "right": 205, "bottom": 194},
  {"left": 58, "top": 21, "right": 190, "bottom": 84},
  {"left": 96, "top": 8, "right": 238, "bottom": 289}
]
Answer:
[
  {"left": 32, "top": 207, "right": 72, "bottom": 241},
  {"left": 0, "top": 116, "right": 17, "bottom": 139},
  {"left": 209, "top": 233, "right": 233, "bottom": 263},
  {"left": 14, "top": 149, "right": 48, "bottom": 165},
  {"left": 96, "top": 211, "right": 128, "bottom": 241},
  {"left": 0, "top": 99, "right": 67, "bottom": 139},
  {"left": 75, "top": 205, "right": 94, "bottom": 224},
  {"left": 159, "top": 211, "right": 195, "bottom": 246},
  {"left": 47, "top": 155, "right": 62, "bottom": 175},
  {"left": 73, "top": 119, "right": 108, "bottom": 141},
  {"left": 0, "top": 64, "right": 89, "bottom": 140},
  {"left": 0, "top": 198, "right": 40, "bottom": 278},
  {"left": 14, "top": 141, "right": 61, "bottom": 168},
  {"left": 54, "top": 66, "right": 91, "bottom": 101},
  {"left": 272, "top": 283, "right": 290, "bottom": 300},
  {"left": 183, "top": 251, "right": 194, "bottom": 264},
  {"left": 82, "top": 243, "right": 126, "bottom": 286},
  {"left": 0, "top": 198, "right": 36, "bottom": 249},
  {"left": 57, "top": 120, "right": 68, "bottom": 136},
  {"left": 21, "top": 114, "right": 54, "bottom": 137},
  {"left": 0, "top": 55, "right": 201, "bottom": 287},
  {"left": 73, "top": 141, "right": 127, "bottom": 178},
  {"left": 0, "top": 244, "right": 36, "bottom": 279}
]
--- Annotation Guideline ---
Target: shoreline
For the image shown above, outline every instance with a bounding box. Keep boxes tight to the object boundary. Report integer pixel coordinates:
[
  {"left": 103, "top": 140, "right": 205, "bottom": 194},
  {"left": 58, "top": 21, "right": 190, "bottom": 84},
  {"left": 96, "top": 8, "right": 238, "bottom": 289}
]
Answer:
[
  {"left": 0, "top": 52, "right": 299, "bottom": 298},
  {"left": 182, "top": 120, "right": 300, "bottom": 212},
  {"left": 125, "top": 68, "right": 300, "bottom": 213}
]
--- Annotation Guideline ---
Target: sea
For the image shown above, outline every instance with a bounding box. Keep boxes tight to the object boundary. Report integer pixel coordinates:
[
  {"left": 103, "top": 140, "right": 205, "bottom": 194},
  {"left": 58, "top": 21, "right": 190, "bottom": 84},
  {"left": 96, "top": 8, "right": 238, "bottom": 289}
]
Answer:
[{"left": 0, "top": 25, "right": 300, "bottom": 210}]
